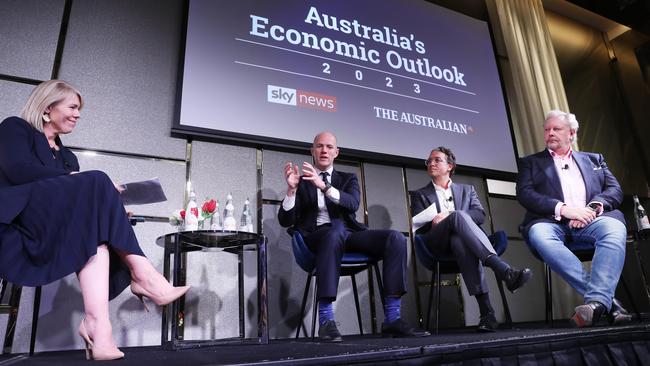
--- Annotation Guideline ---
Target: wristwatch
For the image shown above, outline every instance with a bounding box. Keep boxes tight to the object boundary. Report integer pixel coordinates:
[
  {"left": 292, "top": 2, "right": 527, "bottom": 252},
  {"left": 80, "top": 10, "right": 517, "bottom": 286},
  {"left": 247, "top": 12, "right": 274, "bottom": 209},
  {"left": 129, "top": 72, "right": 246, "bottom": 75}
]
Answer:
[
  {"left": 587, "top": 202, "right": 600, "bottom": 212},
  {"left": 321, "top": 181, "right": 332, "bottom": 193}
]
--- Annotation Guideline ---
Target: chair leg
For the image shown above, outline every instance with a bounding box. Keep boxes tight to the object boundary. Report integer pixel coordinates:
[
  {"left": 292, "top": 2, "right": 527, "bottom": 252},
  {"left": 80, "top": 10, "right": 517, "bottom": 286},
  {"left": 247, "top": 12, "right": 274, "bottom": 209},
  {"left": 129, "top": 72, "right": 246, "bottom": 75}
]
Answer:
[
  {"left": 367, "top": 268, "right": 377, "bottom": 334},
  {"left": 372, "top": 264, "right": 385, "bottom": 306},
  {"left": 311, "top": 278, "right": 318, "bottom": 340},
  {"left": 495, "top": 279, "right": 513, "bottom": 328},
  {"left": 350, "top": 275, "right": 364, "bottom": 335},
  {"left": 0, "top": 279, "right": 6, "bottom": 301},
  {"left": 2, "top": 284, "right": 22, "bottom": 355},
  {"left": 544, "top": 264, "right": 553, "bottom": 326},
  {"left": 29, "top": 286, "right": 41, "bottom": 356},
  {"left": 425, "top": 270, "right": 435, "bottom": 331},
  {"left": 296, "top": 273, "right": 313, "bottom": 339},
  {"left": 435, "top": 262, "right": 441, "bottom": 334}
]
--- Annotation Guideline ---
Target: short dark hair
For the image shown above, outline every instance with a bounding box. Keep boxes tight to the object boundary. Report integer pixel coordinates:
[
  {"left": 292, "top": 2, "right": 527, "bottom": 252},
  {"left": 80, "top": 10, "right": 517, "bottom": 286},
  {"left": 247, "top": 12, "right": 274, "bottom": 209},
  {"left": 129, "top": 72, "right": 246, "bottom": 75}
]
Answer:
[{"left": 430, "top": 146, "right": 456, "bottom": 175}]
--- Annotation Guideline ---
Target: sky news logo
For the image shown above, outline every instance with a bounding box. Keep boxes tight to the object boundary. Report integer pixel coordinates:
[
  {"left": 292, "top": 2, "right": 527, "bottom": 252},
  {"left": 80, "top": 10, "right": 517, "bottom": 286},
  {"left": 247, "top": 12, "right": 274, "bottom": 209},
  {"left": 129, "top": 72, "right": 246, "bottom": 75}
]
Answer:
[{"left": 267, "top": 85, "right": 337, "bottom": 112}]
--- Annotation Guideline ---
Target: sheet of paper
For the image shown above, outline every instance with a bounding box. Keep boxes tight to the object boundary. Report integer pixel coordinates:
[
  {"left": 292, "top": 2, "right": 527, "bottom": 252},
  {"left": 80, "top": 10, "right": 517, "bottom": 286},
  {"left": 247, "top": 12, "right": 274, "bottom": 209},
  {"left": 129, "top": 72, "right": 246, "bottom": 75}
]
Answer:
[
  {"left": 412, "top": 202, "right": 438, "bottom": 232},
  {"left": 119, "top": 177, "right": 167, "bottom": 205}
]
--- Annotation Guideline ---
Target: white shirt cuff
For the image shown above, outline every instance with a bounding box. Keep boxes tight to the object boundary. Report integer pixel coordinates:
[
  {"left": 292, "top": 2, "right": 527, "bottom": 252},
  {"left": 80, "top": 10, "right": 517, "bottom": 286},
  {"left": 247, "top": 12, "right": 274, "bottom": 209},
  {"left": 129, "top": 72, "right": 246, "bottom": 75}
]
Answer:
[
  {"left": 282, "top": 194, "right": 296, "bottom": 211},
  {"left": 554, "top": 202, "right": 565, "bottom": 221},
  {"left": 326, "top": 187, "right": 340, "bottom": 204}
]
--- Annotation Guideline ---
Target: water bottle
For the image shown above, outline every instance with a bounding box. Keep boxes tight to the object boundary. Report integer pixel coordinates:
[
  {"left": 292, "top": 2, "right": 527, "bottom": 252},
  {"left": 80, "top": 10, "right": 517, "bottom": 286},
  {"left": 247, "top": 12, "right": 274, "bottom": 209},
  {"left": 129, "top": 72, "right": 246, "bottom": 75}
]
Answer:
[
  {"left": 184, "top": 189, "right": 199, "bottom": 231},
  {"left": 239, "top": 197, "right": 254, "bottom": 233},
  {"left": 633, "top": 195, "right": 650, "bottom": 235},
  {"left": 223, "top": 193, "right": 237, "bottom": 231}
]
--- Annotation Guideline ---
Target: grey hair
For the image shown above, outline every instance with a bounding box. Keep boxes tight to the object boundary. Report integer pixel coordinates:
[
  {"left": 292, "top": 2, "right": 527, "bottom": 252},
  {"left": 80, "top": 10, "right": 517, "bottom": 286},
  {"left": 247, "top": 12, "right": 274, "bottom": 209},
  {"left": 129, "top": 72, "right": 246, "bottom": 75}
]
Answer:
[{"left": 545, "top": 109, "right": 579, "bottom": 142}]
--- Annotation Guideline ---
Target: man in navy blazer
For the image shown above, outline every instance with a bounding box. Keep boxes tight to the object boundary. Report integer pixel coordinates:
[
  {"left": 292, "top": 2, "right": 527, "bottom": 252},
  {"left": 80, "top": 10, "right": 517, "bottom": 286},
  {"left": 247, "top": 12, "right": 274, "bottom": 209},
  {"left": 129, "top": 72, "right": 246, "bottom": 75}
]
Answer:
[
  {"left": 517, "top": 110, "right": 631, "bottom": 327},
  {"left": 411, "top": 146, "right": 531, "bottom": 332},
  {"left": 278, "top": 132, "right": 428, "bottom": 341}
]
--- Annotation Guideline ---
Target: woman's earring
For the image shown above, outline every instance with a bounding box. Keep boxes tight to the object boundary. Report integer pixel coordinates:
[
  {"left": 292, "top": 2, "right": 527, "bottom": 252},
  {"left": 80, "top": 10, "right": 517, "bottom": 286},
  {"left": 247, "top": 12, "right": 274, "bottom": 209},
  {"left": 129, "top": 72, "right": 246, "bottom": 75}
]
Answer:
[{"left": 42, "top": 114, "right": 51, "bottom": 122}]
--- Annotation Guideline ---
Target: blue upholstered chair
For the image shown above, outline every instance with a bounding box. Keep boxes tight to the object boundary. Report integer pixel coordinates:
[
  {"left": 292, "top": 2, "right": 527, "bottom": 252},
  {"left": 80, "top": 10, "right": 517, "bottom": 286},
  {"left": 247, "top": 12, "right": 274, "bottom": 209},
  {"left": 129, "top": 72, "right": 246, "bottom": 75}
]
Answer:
[
  {"left": 414, "top": 230, "right": 512, "bottom": 333},
  {"left": 290, "top": 230, "right": 385, "bottom": 338}
]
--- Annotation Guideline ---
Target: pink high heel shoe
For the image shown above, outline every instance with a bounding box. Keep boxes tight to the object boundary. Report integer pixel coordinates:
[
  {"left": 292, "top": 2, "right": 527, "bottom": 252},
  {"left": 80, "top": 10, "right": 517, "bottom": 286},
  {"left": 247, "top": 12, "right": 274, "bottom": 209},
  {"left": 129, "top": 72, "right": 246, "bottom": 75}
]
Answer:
[
  {"left": 78, "top": 319, "right": 124, "bottom": 361},
  {"left": 130, "top": 281, "right": 190, "bottom": 312}
]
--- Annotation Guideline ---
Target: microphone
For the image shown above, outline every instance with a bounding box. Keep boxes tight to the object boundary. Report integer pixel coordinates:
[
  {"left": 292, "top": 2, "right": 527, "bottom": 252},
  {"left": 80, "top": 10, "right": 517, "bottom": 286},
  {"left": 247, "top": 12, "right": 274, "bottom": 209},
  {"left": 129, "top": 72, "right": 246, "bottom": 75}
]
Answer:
[
  {"left": 447, "top": 196, "right": 453, "bottom": 202},
  {"left": 561, "top": 164, "right": 569, "bottom": 170}
]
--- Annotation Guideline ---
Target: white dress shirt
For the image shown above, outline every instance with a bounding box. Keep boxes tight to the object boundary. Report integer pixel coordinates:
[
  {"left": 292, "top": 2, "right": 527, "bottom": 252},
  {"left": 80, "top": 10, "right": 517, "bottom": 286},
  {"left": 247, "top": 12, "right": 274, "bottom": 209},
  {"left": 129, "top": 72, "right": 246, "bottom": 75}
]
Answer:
[{"left": 433, "top": 179, "right": 455, "bottom": 213}]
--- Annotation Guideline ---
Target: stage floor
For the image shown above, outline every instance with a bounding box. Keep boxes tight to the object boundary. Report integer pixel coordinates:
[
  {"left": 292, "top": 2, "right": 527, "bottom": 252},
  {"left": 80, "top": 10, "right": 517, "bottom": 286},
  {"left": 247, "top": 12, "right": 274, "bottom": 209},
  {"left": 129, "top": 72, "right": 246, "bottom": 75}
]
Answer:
[{"left": 2, "top": 322, "right": 650, "bottom": 365}]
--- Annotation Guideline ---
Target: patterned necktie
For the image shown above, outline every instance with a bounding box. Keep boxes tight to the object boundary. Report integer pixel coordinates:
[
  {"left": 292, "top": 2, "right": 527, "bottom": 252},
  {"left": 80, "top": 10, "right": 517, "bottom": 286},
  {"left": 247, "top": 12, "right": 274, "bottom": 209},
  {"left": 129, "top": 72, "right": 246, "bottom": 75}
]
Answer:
[{"left": 319, "top": 172, "right": 333, "bottom": 219}]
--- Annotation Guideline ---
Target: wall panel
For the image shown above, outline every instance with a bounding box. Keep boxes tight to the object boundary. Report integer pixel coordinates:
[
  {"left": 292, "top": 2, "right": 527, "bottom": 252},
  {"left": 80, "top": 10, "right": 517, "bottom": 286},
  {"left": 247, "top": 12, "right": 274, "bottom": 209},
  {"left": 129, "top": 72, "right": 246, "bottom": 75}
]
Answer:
[
  {"left": 363, "top": 163, "right": 408, "bottom": 232},
  {"left": 0, "top": 0, "right": 63, "bottom": 80},
  {"left": 58, "top": 0, "right": 186, "bottom": 159},
  {"left": 0, "top": 80, "right": 34, "bottom": 120}
]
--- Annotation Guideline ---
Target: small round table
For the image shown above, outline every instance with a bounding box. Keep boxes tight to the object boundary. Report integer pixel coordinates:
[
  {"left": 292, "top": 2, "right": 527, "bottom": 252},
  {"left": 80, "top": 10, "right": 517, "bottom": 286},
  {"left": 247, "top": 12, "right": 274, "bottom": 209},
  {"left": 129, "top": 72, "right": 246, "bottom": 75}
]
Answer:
[{"left": 155, "top": 230, "right": 268, "bottom": 349}]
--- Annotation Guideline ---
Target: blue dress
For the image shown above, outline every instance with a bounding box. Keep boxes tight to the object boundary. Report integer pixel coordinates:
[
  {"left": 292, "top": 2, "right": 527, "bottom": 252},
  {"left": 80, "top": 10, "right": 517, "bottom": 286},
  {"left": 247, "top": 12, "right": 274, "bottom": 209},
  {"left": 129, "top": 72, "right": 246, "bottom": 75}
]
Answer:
[{"left": 0, "top": 117, "right": 145, "bottom": 300}]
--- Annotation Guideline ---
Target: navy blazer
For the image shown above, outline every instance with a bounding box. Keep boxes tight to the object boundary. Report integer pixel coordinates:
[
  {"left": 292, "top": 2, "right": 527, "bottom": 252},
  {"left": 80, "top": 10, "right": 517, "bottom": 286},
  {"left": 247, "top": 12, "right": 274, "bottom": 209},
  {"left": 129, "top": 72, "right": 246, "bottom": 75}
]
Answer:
[
  {"left": 0, "top": 117, "right": 79, "bottom": 223},
  {"left": 410, "top": 181, "right": 486, "bottom": 235},
  {"left": 278, "top": 169, "right": 366, "bottom": 234},
  {"left": 516, "top": 149, "right": 625, "bottom": 236}
]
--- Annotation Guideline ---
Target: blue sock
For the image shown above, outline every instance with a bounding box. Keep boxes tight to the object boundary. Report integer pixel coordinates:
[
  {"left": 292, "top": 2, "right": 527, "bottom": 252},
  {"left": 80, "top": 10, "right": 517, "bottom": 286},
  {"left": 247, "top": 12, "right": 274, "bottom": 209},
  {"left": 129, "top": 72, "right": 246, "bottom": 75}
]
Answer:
[
  {"left": 384, "top": 297, "right": 401, "bottom": 323},
  {"left": 318, "top": 300, "right": 334, "bottom": 325}
]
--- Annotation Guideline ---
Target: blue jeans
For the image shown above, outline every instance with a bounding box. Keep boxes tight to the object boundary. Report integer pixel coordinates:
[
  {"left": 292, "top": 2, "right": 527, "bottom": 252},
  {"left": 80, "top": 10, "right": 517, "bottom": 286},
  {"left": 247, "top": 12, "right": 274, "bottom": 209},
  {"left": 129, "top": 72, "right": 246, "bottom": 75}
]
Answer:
[{"left": 526, "top": 216, "right": 626, "bottom": 310}]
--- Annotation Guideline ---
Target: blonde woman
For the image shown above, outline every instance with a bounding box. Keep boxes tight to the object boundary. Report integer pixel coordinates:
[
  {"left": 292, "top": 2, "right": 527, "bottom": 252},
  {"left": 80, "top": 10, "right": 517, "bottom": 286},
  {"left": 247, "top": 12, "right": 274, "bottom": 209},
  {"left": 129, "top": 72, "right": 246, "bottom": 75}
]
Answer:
[{"left": 0, "top": 80, "right": 189, "bottom": 360}]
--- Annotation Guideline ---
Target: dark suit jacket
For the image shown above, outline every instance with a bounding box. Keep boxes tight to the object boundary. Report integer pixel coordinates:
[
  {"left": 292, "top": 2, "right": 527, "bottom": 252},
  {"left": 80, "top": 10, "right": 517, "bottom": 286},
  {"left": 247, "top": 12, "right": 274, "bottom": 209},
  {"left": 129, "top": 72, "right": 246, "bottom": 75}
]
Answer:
[
  {"left": 0, "top": 116, "right": 79, "bottom": 223},
  {"left": 278, "top": 169, "right": 366, "bottom": 234},
  {"left": 410, "top": 181, "right": 486, "bottom": 235},
  {"left": 516, "top": 149, "right": 625, "bottom": 236}
]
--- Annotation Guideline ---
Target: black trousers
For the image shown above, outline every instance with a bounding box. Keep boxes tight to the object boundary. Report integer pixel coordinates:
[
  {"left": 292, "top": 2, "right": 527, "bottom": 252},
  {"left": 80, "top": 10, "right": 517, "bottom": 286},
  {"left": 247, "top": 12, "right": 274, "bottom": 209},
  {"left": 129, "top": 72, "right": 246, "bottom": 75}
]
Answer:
[
  {"left": 303, "top": 220, "right": 407, "bottom": 301},
  {"left": 421, "top": 211, "right": 496, "bottom": 295}
]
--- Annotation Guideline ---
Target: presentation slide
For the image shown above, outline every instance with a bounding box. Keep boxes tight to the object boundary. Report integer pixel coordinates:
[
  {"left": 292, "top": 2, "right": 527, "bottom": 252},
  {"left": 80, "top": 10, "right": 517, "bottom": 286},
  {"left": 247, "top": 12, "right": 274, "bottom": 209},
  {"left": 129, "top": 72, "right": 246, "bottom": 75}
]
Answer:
[{"left": 177, "top": 0, "right": 517, "bottom": 173}]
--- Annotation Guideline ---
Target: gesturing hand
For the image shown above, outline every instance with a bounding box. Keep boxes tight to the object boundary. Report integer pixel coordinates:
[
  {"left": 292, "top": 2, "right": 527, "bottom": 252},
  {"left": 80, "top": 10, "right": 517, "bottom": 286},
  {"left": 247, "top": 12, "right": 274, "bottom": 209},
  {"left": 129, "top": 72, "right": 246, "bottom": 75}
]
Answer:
[
  {"left": 301, "top": 162, "right": 326, "bottom": 191},
  {"left": 284, "top": 162, "right": 300, "bottom": 196}
]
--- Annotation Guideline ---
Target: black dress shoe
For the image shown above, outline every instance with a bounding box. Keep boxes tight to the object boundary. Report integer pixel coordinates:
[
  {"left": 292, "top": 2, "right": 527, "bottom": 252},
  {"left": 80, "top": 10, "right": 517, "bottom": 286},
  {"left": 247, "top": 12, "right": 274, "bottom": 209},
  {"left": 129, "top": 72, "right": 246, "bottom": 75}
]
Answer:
[
  {"left": 503, "top": 268, "right": 533, "bottom": 293},
  {"left": 381, "top": 319, "right": 430, "bottom": 338},
  {"left": 477, "top": 313, "right": 498, "bottom": 333},
  {"left": 609, "top": 298, "right": 633, "bottom": 325},
  {"left": 571, "top": 301, "right": 606, "bottom": 327},
  {"left": 318, "top": 320, "right": 342, "bottom": 342}
]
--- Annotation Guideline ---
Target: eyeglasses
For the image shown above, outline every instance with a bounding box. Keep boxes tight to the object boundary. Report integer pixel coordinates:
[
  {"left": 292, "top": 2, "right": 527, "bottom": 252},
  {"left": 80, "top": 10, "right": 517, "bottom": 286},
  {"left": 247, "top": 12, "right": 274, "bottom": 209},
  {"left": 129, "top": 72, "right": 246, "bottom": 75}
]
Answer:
[{"left": 425, "top": 157, "right": 447, "bottom": 166}]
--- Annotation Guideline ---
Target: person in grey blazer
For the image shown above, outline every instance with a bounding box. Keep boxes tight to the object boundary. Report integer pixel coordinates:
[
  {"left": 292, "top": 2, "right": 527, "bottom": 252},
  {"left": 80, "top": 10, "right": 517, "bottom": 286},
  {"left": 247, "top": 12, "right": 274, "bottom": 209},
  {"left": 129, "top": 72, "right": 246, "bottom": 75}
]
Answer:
[{"left": 411, "top": 146, "right": 532, "bottom": 332}]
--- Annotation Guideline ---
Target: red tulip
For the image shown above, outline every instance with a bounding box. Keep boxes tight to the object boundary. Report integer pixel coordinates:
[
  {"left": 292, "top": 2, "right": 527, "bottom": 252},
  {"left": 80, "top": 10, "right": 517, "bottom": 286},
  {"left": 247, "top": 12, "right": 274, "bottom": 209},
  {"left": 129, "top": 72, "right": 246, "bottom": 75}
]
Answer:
[
  {"left": 180, "top": 209, "right": 186, "bottom": 219},
  {"left": 202, "top": 199, "right": 217, "bottom": 215}
]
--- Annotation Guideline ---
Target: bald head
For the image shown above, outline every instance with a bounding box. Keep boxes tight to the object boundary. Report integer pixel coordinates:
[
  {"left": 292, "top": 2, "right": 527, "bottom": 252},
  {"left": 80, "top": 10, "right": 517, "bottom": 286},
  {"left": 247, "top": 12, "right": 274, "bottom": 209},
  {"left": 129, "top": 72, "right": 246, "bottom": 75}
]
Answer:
[{"left": 313, "top": 131, "right": 337, "bottom": 146}]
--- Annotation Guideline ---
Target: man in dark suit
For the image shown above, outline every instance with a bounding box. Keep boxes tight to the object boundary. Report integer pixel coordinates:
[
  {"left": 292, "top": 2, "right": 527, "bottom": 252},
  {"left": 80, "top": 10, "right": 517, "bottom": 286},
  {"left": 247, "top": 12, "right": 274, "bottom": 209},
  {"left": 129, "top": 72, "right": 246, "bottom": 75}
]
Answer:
[
  {"left": 278, "top": 132, "right": 428, "bottom": 341},
  {"left": 517, "top": 110, "right": 632, "bottom": 327},
  {"left": 411, "top": 146, "right": 532, "bottom": 332}
]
